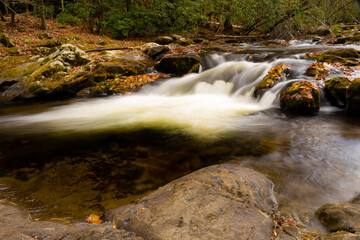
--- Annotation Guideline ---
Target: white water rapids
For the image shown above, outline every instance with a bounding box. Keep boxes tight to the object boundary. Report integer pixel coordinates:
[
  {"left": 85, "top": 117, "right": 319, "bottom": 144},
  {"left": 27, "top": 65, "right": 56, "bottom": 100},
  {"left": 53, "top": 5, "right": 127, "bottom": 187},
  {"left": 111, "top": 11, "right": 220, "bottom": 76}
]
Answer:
[{"left": 0, "top": 58, "right": 313, "bottom": 138}]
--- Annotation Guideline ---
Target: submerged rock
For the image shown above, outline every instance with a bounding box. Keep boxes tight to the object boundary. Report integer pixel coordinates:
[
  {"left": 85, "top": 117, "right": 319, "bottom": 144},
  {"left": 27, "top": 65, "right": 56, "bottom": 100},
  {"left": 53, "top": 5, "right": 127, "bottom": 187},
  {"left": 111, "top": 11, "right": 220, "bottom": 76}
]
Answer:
[
  {"left": 346, "top": 78, "right": 360, "bottom": 115},
  {"left": 325, "top": 77, "right": 351, "bottom": 108},
  {"left": 253, "top": 64, "right": 291, "bottom": 98},
  {"left": 0, "top": 33, "right": 15, "bottom": 47},
  {"left": 155, "top": 53, "right": 200, "bottom": 76},
  {"left": 105, "top": 164, "right": 278, "bottom": 240},
  {"left": 315, "top": 196, "right": 360, "bottom": 233},
  {"left": 280, "top": 81, "right": 320, "bottom": 114}
]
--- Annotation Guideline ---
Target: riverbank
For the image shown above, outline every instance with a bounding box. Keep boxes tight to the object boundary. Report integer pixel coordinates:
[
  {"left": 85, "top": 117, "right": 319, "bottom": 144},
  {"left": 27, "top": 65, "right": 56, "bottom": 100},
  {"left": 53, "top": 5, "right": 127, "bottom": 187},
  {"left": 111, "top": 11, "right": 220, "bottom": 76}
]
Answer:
[{"left": 1, "top": 13, "right": 360, "bottom": 240}]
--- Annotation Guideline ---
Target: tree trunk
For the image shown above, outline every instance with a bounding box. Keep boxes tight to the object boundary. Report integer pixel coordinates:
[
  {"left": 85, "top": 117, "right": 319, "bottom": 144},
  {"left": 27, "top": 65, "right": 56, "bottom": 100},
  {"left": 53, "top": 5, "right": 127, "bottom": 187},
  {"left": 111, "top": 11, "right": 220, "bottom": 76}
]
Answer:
[
  {"left": 4, "top": 0, "right": 9, "bottom": 16},
  {"left": 0, "top": 7, "right": 5, "bottom": 21},
  {"left": 61, "top": 0, "right": 64, "bottom": 12},
  {"left": 39, "top": 0, "right": 47, "bottom": 30},
  {"left": 223, "top": 0, "right": 233, "bottom": 34},
  {"left": 126, "top": 0, "right": 131, "bottom": 12},
  {"left": 10, "top": 0, "right": 15, "bottom": 27}
]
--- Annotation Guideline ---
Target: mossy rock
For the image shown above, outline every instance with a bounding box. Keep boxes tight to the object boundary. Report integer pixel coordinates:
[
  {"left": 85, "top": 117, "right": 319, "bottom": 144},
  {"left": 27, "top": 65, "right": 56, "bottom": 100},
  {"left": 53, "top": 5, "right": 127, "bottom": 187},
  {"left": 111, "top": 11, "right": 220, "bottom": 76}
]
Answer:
[
  {"left": 254, "top": 64, "right": 291, "bottom": 98},
  {"left": 176, "top": 38, "right": 195, "bottom": 46},
  {"left": 310, "top": 49, "right": 360, "bottom": 66},
  {"left": 346, "top": 78, "right": 360, "bottom": 115},
  {"left": 325, "top": 77, "right": 351, "bottom": 108},
  {"left": 93, "top": 59, "right": 146, "bottom": 81},
  {"left": 37, "top": 32, "right": 52, "bottom": 39},
  {"left": 306, "top": 62, "right": 330, "bottom": 77},
  {"left": 260, "top": 40, "right": 290, "bottom": 46},
  {"left": 46, "top": 44, "right": 90, "bottom": 66},
  {"left": 280, "top": 81, "right": 320, "bottom": 114},
  {"left": 17, "top": 27, "right": 26, "bottom": 32},
  {"left": 155, "top": 53, "right": 201, "bottom": 76},
  {"left": 315, "top": 202, "right": 360, "bottom": 233},
  {"left": 36, "top": 40, "right": 62, "bottom": 48},
  {"left": 0, "top": 33, "right": 15, "bottom": 47},
  {"left": 155, "top": 36, "right": 174, "bottom": 45}
]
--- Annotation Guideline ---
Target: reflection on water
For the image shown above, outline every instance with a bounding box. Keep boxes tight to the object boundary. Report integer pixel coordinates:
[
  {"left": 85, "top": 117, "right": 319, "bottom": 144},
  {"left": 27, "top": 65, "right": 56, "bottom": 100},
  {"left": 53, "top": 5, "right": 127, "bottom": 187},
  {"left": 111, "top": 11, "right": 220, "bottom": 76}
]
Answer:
[{"left": 0, "top": 42, "right": 360, "bottom": 232}]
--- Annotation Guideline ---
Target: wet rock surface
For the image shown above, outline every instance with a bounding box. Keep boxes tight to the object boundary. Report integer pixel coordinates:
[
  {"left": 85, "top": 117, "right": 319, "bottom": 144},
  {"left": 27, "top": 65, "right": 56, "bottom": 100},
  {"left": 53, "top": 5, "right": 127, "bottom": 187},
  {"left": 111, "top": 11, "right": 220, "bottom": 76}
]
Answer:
[
  {"left": 280, "top": 81, "right": 320, "bottom": 114},
  {"left": 325, "top": 77, "right": 351, "bottom": 108},
  {"left": 105, "top": 164, "right": 278, "bottom": 240},
  {"left": 155, "top": 53, "right": 201, "bottom": 76},
  {"left": 315, "top": 196, "right": 360, "bottom": 234},
  {"left": 0, "top": 203, "right": 142, "bottom": 240},
  {"left": 254, "top": 64, "right": 290, "bottom": 98},
  {"left": 346, "top": 78, "right": 360, "bottom": 115}
]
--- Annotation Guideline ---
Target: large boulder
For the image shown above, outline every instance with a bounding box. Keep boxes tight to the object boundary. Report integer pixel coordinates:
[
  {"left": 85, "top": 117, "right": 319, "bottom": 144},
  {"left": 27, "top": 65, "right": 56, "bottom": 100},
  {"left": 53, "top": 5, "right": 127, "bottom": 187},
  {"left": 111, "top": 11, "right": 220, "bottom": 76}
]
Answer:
[
  {"left": 0, "top": 203, "right": 141, "bottom": 240},
  {"left": 315, "top": 196, "right": 360, "bottom": 233},
  {"left": 155, "top": 36, "right": 174, "bottom": 45},
  {"left": 143, "top": 44, "right": 170, "bottom": 59},
  {"left": 93, "top": 59, "right": 146, "bottom": 81},
  {"left": 0, "top": 33, "right": 15, "bottom": 47},
  {"left": 155, "top": 53, "right": 201, "bottom": 76},
  {"left": 105, "top": 164, "right": 278, "bottom": 240},
  {"left": 309, "top": 49, "right": 360, "bottom": 66},
  {"left": 306, "top": 62, "right": 330, "bottom": 77},
  {"left": 254, "top": 64, "right": 291, "bottom": 98},
  {"left": 46, "top": 44, "right": 90, "bottom": 66},
  {"left": 280, "top": 81, "right": 320, "bottom": 114},
  {"left": 325, "top": 77, "right": 351, "bottom": 108},
  {"left": 346, "top": 78, "right": 360, "bottom": 115}
]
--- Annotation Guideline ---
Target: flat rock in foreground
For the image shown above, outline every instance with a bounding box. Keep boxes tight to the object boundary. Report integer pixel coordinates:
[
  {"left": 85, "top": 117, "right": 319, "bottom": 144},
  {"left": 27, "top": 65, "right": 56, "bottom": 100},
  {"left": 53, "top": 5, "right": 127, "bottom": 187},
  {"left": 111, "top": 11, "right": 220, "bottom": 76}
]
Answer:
[
  {"left": 105, "top": 164, "right": 278, "bottom": 240},
  {"left": 0, "top": 204, "right": 141, "bottom": 240}
]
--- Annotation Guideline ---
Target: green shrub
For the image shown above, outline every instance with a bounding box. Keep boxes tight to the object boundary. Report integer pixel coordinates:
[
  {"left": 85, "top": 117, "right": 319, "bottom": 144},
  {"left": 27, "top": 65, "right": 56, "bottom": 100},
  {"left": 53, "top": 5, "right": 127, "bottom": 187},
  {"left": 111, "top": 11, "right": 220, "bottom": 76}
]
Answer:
[{"left": 57, "top": 12, "right": 82, "bottom": 26}]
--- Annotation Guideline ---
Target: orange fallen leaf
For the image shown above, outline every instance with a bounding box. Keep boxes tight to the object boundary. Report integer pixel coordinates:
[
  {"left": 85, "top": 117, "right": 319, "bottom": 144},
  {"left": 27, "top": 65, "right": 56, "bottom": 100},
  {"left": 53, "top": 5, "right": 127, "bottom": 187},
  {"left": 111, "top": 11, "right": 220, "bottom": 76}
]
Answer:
[{"left": 85, "top": 214, "right": 103, "bottom": 224}]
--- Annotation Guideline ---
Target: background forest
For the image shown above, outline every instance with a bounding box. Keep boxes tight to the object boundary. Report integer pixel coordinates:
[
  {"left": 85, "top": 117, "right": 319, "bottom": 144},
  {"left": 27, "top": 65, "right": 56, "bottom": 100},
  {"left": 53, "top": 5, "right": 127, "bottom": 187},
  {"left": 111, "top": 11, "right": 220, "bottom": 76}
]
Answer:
[{"left": 1, "top": 0, "right": 360, "bottom": 39}]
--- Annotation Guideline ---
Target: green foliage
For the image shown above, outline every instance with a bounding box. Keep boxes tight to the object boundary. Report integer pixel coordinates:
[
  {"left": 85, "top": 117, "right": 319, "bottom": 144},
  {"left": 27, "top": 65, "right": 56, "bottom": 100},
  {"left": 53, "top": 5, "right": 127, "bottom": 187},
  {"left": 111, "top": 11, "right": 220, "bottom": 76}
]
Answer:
[{"left": 57, "top": 12, "right": 82, "bottom": 26}]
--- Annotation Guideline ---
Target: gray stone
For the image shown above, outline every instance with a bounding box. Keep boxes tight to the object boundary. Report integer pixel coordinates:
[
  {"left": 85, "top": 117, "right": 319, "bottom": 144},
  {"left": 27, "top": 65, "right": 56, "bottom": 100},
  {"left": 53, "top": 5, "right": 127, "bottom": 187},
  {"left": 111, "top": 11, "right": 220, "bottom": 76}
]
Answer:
[
  {"left": 105, "top": 164, "right": 278, "bottom": 240},
  {"left": 155, "top": 36, "right": 174, "bottom": 45},
  {"left": 144, "top": 45, "right": 170, "bottom": 59},
  {"left": 47, "top": 44, "right": 90, "bottom": 66},
  {"left": 0, "top": 203, "right": 142, "bottom": 240}
]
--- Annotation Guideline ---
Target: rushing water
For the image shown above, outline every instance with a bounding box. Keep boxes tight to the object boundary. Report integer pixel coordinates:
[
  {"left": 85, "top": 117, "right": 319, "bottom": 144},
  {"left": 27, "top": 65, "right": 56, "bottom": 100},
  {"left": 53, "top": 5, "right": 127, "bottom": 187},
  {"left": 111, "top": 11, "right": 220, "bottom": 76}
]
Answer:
[{"left": 0, "top": 41, "right": 360, "bottom": 232}]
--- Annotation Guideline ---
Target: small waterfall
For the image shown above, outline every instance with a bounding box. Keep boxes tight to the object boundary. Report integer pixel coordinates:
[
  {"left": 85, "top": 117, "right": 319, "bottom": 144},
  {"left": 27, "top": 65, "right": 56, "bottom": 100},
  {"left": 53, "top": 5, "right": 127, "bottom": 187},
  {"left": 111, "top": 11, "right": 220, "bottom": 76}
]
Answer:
[{"left": 0, "top": 53, "right": 328, "bottom": 139}]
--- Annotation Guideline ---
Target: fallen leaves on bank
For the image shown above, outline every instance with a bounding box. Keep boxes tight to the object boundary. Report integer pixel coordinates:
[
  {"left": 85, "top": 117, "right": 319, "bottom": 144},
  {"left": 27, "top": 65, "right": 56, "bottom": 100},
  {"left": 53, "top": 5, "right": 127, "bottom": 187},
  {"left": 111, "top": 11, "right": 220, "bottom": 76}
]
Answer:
[{"left": 91, "top": 73, "right": 170, "bottom": 95}]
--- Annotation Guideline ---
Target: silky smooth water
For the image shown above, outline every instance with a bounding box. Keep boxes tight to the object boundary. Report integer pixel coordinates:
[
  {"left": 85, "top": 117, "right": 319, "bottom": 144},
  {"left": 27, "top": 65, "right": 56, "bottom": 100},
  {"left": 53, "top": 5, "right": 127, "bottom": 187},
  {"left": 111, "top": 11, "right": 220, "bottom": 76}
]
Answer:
[{"left": 0, "top": 42, "right": 360, "bottom": 231}]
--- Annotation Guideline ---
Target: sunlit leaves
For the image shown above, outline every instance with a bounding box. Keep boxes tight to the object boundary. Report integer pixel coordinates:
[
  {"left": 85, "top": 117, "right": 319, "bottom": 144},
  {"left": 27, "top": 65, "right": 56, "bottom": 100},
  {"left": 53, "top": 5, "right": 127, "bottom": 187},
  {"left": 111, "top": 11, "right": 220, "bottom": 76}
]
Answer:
[{"left": 90, "top": 73, "right": 169, "bottom": 95}]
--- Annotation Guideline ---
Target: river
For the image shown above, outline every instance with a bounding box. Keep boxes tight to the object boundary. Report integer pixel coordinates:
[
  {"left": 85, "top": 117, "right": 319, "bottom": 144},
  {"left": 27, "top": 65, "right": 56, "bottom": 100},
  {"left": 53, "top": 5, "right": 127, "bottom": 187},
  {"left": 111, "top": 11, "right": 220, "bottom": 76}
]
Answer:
[{"left": 0, "top": 40, "right": 360, "bottom": 232}]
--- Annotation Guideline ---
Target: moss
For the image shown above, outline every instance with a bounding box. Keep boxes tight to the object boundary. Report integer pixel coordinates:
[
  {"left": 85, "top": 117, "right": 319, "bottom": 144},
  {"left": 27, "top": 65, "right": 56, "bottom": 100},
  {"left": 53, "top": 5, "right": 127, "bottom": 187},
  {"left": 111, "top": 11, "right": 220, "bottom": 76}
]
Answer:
[
  {"left": 306, "top": 62, "right": 330, "bottom": 77},
  {"left": 0, "top": 33, "right": 15, "bottom": 47},
  {"left": 36, "top": 40, "right": 59, "bottom": 48},
  {"left": 254, "top": 64, "right": 291, "bottom": 98},
  {"left": 346, "top": 78, "right": 360, "bottom": 115},
  {"left": 280, "top": 81, "right": 320, "bottom": 114},
  {"left": 155, "top": 54, "right": 201, "bottom": 76},
  {"left": 325, "top": 77, "right": 351, "bottom": 108},
  {"left": 311, "top": 49, "right": 360, "bottom": 66}
]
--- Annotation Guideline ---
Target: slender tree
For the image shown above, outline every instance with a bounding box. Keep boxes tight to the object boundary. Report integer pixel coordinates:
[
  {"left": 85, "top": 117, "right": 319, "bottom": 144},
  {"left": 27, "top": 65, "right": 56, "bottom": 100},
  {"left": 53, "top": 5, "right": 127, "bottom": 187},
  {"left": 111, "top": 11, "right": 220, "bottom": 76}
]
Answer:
[
  {"left": 39, "top": 0, "right": 47, "bottom": 30},
  {"left": 10, "top": 0, "right": 15, "bottom": 27}
]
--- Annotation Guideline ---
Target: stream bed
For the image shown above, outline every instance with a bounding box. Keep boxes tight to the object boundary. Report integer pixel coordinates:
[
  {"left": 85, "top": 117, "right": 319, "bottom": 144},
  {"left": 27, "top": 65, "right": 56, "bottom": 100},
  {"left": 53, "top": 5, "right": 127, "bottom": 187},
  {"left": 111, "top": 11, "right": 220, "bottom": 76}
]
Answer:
[{"left": 0, "top": 41, "right": 360, "bottom": 233}]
